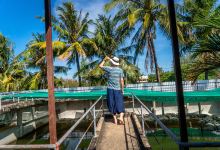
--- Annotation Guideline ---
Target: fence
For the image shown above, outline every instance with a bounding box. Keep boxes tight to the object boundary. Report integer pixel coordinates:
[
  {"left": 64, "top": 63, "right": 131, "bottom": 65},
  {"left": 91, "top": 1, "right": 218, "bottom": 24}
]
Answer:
[
  {"left": 127, "top": 79, "right": 220, "bottom": 92},
  {"left": 1, "top": 79, "right": 219, "bottom": 96}
]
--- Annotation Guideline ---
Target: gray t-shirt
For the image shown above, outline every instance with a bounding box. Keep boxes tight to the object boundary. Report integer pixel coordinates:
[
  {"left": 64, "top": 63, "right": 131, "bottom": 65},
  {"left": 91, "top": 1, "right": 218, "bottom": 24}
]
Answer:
[{"left": 102, "top": 66, "right": 124, "bottom": 90}]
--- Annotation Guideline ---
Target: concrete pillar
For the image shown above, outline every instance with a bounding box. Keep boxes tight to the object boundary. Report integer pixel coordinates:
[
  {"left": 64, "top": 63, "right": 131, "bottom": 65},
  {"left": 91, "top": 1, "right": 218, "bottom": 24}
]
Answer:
[
  {"left": 152, "top": 101, "right": 156, "bottom": 115},
  {"left": 31, "top": 107, "right": 35, "bottom": 120},
  {"left": 185, "top": 103, "right": 189, "bottom": 114},
  {"left": 161, "top": 102, "right": 165, "bottom": 115},
  {"left": 17, "top": 109, "right": 23, "bottom": 137},
  {"left": 152, "top": 101, "right": 157, "bottom": 129},
  {"left": 198, "top": 103, "right": 201, "bottom": 115},
  {"left": 30, "top": 107, "right": 36, "bottom": 129}
]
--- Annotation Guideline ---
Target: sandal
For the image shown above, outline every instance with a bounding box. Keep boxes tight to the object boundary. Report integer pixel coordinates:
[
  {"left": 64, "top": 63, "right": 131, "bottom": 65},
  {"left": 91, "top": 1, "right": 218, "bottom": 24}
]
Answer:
[{"left": 117, "top": 118, "right": 125, "bottom": 125}]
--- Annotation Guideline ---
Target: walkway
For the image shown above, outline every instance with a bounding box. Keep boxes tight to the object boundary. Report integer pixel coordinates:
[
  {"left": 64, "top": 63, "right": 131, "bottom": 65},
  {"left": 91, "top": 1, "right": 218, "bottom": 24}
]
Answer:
[{"left": 89, "top": 113, "right": 151, "bottom": 150}]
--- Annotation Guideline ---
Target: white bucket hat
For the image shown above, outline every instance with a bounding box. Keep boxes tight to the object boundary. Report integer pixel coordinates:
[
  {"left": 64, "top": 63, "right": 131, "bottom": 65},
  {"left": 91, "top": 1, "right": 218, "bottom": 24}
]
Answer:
[{"left": 110, "top": 56, "right": 120, "bottom": 66}]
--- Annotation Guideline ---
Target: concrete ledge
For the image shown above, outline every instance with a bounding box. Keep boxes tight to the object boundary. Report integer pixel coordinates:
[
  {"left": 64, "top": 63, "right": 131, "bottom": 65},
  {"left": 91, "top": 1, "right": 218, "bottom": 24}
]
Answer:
[
  {"left": 131, "top": 113, "right": 151, "bottom": 150},
  {"left": 88, "top": 116, "right": 105, "bottom": 150},
  {"left": 0, "top": 115, "right": 48, "bottom": 145}
]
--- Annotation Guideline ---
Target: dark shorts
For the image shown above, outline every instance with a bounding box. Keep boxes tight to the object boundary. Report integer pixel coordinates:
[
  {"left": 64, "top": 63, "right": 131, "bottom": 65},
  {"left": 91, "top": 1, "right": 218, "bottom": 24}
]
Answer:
[{"left": 106, "top": 88, "right": 125, "bottom": 114}]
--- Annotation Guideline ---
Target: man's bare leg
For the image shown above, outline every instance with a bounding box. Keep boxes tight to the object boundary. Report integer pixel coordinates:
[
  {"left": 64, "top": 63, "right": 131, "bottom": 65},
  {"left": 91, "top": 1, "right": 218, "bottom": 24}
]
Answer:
[
  {"left": 118, "top": 112, "right": 124, "bottom": 124},
  {"left": 119, "top": 112, "right": 124, "bottom": 120},
  {"left": 113, "top": 114, "right": 117, "bottom": 124}
]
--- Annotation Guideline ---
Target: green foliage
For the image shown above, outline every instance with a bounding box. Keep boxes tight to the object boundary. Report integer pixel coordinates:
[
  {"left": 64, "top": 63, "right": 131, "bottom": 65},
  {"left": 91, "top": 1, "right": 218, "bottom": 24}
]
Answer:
[
  {"left": 1, "top": 0, "right": 220, "bottom": 91},
  {"left": 54, "top": 2, "right": 96, "bottom": 86},
  {"left": 76, "top": 15, "right": 141, "bottom": 85},
  {"left": 148, "top": 68, "right": 175, "bottom": 82}
]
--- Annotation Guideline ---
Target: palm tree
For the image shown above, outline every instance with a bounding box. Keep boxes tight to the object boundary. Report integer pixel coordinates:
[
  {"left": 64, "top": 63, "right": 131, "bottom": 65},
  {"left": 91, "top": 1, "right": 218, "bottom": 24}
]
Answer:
[
  {"left": 54, "top": 2, "right": 97, "bottom": 86},
  {"left": 188, "top": 33, "right": 220, "bottom": 81},
  {"left": 0, "top": 61, "right": 27, "bottom": 92},
  {"left": 105, "top": 0, "right": 187, "bottom": 83},
  {"left": 0, "top": 33, "right": 28, "bottom": 91},
  {"left": 0, "top": 33, "right": 13, "bottom": 73},
  {"left": 180, "top": 0, "right": 220, "bottom": 80},
  {"left": 20, "top": 33, "right": 68, "bottom": 90},
  {"left": 76, "top": 15, "right": 140, "bottom": 85}
]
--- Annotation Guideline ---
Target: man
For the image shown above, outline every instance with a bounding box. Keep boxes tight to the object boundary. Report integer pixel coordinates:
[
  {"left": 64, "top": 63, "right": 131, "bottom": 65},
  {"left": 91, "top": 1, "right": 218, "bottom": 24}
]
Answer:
[{"left": 99, "top": 56, "right": 125, "bottom": 125}]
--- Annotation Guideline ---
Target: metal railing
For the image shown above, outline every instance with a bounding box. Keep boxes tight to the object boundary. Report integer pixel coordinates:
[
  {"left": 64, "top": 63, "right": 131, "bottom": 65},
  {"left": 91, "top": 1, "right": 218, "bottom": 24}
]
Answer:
[
  {"left": 131, "top": 93, "right": 220, "bottom": 149},
  {"left": 0, "top": 96, "right": 104, "bottom": 150}
]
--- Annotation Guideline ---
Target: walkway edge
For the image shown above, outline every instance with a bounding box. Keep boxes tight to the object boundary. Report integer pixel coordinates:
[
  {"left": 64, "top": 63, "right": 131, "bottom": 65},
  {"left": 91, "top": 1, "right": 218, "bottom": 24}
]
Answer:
[
  {"left": 88, "top": 116, "right": 104, "bottom": 150},
  {"left": 131, "top": 113, "right": 152, "bottom": 149}
]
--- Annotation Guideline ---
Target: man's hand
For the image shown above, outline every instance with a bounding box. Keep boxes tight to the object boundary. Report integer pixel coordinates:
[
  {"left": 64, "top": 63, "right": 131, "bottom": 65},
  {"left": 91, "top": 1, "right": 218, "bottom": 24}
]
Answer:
[
  {"left": 121, "top": 89, "right": 124, "bottom": 95},
  {"left": 104, "top": 56, "right": 110, "bottom": 61},
  {"left": 99, "top": 56, "right": 110, "bottom": 68}
]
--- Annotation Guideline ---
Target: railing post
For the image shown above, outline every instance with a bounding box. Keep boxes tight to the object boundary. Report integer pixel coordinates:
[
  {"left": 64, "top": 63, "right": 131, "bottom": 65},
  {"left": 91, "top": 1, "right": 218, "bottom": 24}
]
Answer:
[
  {"left": 141, "top": 105, "right": 145, "bottom": 137},
  {"left": 93, "top": 106, "right": 97, "bottom": 137},
  {"left": 44, "top": 0, "right": 57, "bottom": 144},
  {"left": 167, "top": 0, "right": 188, "bottom": 149}
]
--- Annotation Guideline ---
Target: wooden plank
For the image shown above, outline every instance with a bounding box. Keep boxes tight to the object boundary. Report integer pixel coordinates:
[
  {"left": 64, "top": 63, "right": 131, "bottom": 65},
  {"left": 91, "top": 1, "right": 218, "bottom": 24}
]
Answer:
[{"left": 88, "top": 116, "right": 104, "bottom": 150}]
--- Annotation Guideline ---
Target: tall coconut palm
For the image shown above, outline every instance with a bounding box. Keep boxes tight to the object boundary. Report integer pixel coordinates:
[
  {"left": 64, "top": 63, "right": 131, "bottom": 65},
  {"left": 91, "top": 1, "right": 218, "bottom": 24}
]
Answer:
[
  {"left": 20, "top": 33, "right": 68, "bottom": 90},
  {"left": 0, "top": 33, "right": 13, "bottom": 73},
  {"left": 105, "top": 0, "right": 186, "bottom": 83},
  {"left": 54, "top": 2, "right": 97, "bottom": 86},
  {"left": 76, "top": 15, "right": 140, "bottom": 85}
]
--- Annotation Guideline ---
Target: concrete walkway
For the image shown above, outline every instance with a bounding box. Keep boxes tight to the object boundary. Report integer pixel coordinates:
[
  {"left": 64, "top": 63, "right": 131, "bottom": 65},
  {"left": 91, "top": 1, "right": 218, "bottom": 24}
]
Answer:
[
  {"left": 96, "top": 119, "right": 127, "bottom": 150},
  {"left": 89, "top": 113, "right": 151, "bottom": 150}
]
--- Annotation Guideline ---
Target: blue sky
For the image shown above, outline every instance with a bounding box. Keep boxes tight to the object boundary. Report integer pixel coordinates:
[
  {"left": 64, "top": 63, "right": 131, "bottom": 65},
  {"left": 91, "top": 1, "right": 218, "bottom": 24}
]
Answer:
[{"left": 0, "top": 0, "right": 173, "bottom": 79}]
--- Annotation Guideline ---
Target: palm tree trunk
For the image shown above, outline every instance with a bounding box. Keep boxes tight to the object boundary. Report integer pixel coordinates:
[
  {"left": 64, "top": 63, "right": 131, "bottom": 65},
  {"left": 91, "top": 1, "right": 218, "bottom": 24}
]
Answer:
[
  {"left": 75, "top": 51, "right": 82, "bottom": 87},
  {"left": 205, "top": 70, "right": 208, "bottom": 80},
  {"left": 150, "top": 35, "right": 161, "bottom": 83}
]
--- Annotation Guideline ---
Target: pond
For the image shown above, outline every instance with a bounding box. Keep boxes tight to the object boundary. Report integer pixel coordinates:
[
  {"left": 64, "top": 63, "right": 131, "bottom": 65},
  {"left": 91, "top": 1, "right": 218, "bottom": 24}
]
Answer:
[
  {"left": 145, "top": 113, "right": 220, "bottom": 150},
  {"left": 10, "top": 119, "right": 94, "bottom": 150}
]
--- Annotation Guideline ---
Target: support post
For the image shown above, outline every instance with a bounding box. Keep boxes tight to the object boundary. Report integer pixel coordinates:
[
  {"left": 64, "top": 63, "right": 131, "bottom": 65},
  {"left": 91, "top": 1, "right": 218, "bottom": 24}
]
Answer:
[
  {"left": 17, "top": 109, "right": 23, "bottom": 137},
  {"left": 167, "top": 0, "right": 188, "bottom": 149},
  {"left": 198, "top": 102, "right": 201, "bottom": 115},
  {"left": 162, "top": 102, "right": 165, "bottom": 115},
  {"left": 141, "top": 105, "right": 145, "bottom": 137},
  {"left": 152, "top": 101, "right": 156, "bottom": 115},
  {"left": 44, "top": 0, "right": 57, "bottom": 144},
  {"left": 93, "top": 106, "right": 97, "bottom": 137}
]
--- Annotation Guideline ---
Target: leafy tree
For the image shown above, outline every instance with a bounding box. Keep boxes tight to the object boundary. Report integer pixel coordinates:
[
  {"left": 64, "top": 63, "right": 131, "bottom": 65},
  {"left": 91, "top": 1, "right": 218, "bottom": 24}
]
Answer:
[
  {"left": 20, "top": 33, "right": 68, "bottom": 90},
  {"left": 76, "top": 15, "right": 140, "bottom": 85},
  {"left": 0, "top": 33, "right": 28, "bottom": 91},
  {"left": 148, "top": 68, "right": 175, "bottom": 82},
  {"left": 54, "top": 2, "right": 97, "bottom": 86},
  {"left": 105, "top": 0, "right": 186, "bottom": 82},
  {"left": 179, "top": 0, "right": 220, "bottom": 81},
  {"left": 0, "top": 33, "right": 13, "bottom": 73}
]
